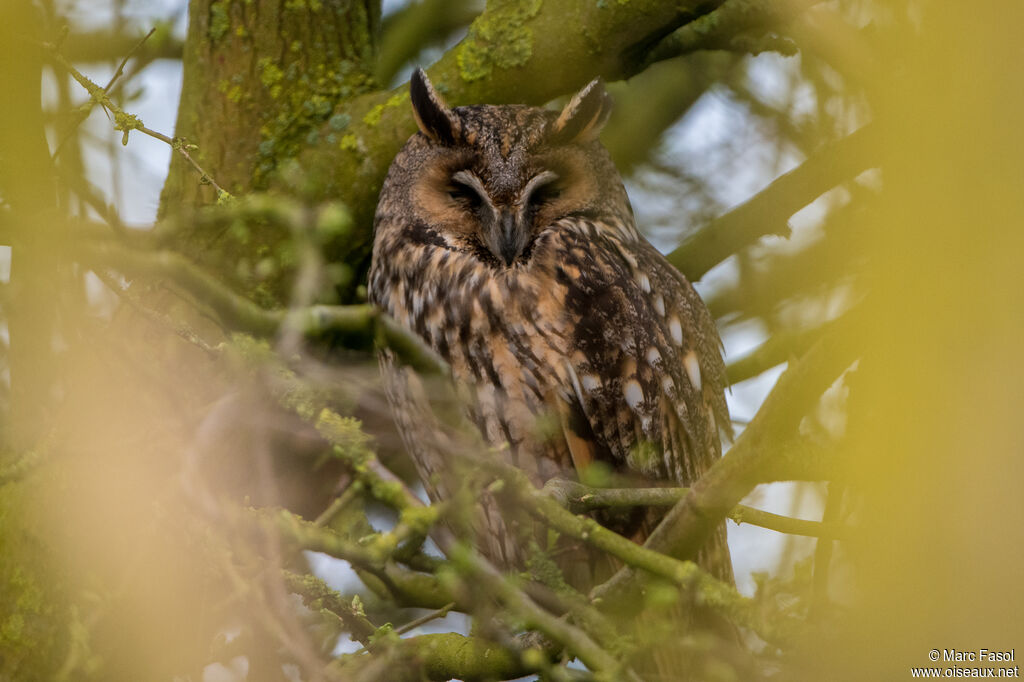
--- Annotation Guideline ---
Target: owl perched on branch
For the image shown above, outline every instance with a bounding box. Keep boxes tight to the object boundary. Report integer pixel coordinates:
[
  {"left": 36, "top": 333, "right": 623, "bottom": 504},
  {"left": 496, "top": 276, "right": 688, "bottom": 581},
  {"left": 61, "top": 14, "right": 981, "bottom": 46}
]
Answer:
[{"left": 369, "top": 69, "right": 732, "bottom": 586}]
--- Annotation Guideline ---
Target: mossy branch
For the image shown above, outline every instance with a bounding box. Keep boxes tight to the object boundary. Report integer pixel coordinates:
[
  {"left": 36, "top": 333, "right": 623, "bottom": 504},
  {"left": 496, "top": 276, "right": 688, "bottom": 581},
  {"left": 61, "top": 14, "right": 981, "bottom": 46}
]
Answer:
[
  {"left": 445, "top": 543, "right": 641, "bottom": 682},
  {"left": 542, "top": 478, "right": 851, "bottom": 541},
  {"left": 643, "top": 0, "right": 820, "bottom": 65},
  {"left": 50, "top": 27, "right": 156, "bottom": 161},
  {"left": 78, "top": 236, "right": 448, "bottom": 375},
  {"left": 83, "top": 241, "right": 282, "bottom": 335},
  {"left": 332, "top": 632, "right": 537, "bottom": 682},
  {"left": 479, "top": 458, "right": 797, "bottom": 646},
  {"left": 283, "top": 570, "right": 377, "bottom": 646},
  {"left": 267, "top": 508, "right": 454, "bottom": 610}
]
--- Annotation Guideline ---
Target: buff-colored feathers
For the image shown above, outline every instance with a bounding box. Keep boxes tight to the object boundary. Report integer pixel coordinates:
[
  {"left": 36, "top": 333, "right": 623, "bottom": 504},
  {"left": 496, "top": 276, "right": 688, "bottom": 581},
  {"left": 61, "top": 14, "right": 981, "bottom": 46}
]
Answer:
[{"left": 369, "top": 70, "right": 732, "bottom": 585}]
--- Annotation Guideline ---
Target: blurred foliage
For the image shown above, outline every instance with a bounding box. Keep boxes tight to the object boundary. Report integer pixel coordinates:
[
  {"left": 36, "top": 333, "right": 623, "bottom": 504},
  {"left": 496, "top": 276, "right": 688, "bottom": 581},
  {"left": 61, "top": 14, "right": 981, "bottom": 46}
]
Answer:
[{"left": 0, "top": 0, "right": 1021, "bottom": 680}]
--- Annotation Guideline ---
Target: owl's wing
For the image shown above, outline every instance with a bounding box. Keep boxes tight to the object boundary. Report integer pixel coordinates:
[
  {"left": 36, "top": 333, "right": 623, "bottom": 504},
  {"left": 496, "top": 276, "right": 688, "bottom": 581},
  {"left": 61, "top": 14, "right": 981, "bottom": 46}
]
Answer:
[{"left": 537, "top": 223, "right": 731, "bottom": 488}]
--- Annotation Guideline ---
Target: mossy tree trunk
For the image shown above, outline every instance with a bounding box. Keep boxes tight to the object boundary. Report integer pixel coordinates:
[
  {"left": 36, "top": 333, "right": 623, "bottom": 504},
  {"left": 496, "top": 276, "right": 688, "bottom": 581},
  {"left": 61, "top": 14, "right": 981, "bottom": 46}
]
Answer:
[{"left": 159, "top": 0, "right": 380, "bottom": 304}]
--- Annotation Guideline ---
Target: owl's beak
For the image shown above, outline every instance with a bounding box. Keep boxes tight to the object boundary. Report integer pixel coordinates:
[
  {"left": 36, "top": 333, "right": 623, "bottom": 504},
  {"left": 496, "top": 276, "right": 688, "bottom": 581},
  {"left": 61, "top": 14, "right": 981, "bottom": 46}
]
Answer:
[{"left": 483, "top": 207, "right": 529, "bottom": 267}]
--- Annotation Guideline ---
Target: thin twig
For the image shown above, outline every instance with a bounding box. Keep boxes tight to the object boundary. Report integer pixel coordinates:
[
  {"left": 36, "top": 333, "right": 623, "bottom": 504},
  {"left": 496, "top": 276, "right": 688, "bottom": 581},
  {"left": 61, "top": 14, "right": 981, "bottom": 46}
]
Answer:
[
  {"left": 811, "top": 481, "right": 844, "bottom": 616},
  {"left": 92, "top": 268, "right": 218, "bottom": 355},
  {"left": 51, "top": 28, "right": 156, "bottom": 161},
  {"left": 107, "top": 28, "right": 156, "bottom": 93},
  {"left": 45, "top": 43, "right": 229, "bottom": 196},
  {"left": 313, "top": 479, "right": 361, "bottom": 527},
  {"left": 393, "top": 602, "right": 456, "bottom": 636}
]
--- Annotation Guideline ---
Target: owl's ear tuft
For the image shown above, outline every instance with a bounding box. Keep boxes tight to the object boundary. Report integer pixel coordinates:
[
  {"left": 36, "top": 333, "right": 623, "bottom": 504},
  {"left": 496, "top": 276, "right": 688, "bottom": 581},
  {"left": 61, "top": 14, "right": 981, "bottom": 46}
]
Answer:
[
  {"left": 410, "top": 68, "right": 459, "bottom": 144},
  {"left": 549, "top": 78, "right": 613, "bottom": 145}
]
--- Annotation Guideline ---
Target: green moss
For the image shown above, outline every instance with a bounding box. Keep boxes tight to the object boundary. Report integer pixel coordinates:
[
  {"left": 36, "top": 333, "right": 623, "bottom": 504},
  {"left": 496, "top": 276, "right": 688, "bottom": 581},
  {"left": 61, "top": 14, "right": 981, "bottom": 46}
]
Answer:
[
  {"left": 208, "top": 0, "right": 230, "bottom": 42},
  {"left": 253, "top": 62, "right": 374, "bottom": 187},
  {"left": 398, "top": 506, "right": 440, "bottom": 536},
  {"left": 524, "top": 541, "right": 571, "bottom": 592},
  {"left": 385, "top": 92, "right": 407, "bottom": 109},
  {"left": 362, "top": 104, "right": 385, "bottom": 127},
  {"left": 338, "top": 133, "right": 358, "bottom": 151},
  {"left": 361, "top": 91, "right": 407, "bottom": 128},
  {"left": 457, "top": 0, "right": 543, "bottom": 82},
  {"left": 258, "top": 57, "right": 285, "bottom": 99},
  {"left": 228, "top": 333, "right": 274, "bottom": 364},
  {"left": 315, "top": 409, "right": 374, "bottom": 461},
  {"left": 112, "top": 111, "right": 142, "bottom": 146}
]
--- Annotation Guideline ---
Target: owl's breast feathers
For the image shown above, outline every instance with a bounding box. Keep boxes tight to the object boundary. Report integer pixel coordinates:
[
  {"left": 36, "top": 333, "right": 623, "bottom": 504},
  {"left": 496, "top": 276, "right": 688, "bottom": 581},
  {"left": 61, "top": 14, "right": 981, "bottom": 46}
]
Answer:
[{"left": 369, "top": 214, "right": 730, "bottom": 491}]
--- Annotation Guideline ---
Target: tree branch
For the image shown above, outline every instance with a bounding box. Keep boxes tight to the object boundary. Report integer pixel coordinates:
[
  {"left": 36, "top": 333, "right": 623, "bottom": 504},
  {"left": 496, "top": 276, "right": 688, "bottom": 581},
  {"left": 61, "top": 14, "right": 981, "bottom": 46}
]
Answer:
[
  {"left": 82, "top": 241, "right": 282, "bottom": 335},
  {"left": 283, "top": 570, "right": 377, "bottom": 646},
  {"left": 45, "top": 43, "right": 229, "bottom": 197},
  {"left": 333, "top": 632, "right": 535, "bottom": 682},
  {"left": 542, "top": 479, "right": 851, "bottom": 540},
  {"left": 725, "top": 313, "right": 847, "bottom": 384},
  {"left": 666, "top": 124, "right": 876, "bottom": 280},
  {"left": 50, "top": 27, "right": 156, "bottom": 161},
  {"left": 75, "top": 235, "right": 449, "bottom": 376},
  {"left": 446, "top": 543, "right": 642, "bottom": 682},
  {"left": 643, "top": 0, "right": 821, "bottom": 66},
  {"left": 477, "top": 459, "right": 796, "bottom": 647},
  {"left": 61, "top": 25, "right": 183, "bottom": 64},
  {"left": 593, "top": 318, "right": 859, "bottom": 615},
  {"left": 376, "top": 0, "right": 479, "bottom": 86},
  {"left": 267, "top": 508, "right": 454, "bottom": 610}
]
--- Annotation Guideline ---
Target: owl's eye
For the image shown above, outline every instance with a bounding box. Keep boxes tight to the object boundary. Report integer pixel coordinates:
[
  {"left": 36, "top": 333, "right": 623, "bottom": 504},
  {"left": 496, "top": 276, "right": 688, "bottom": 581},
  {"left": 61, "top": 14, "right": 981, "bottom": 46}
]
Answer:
[
  {"left": 530, "top": 183, "right": 562, "bottom": 205},
  {"left": 448, "top": 170, "right": 487, "bottom": 210},
  {"left": 522, "top": 170, "right": 562, "bottom": 210},
  {"left": 447, "top": 182, "right": 481, "bottom": 206}
]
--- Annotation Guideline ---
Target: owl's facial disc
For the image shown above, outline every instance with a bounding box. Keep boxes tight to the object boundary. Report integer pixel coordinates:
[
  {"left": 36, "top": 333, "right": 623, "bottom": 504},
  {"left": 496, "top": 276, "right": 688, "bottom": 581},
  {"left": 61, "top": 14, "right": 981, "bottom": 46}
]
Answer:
[{"left": 451, "top": 169, "right": 560, "bottom": 266}]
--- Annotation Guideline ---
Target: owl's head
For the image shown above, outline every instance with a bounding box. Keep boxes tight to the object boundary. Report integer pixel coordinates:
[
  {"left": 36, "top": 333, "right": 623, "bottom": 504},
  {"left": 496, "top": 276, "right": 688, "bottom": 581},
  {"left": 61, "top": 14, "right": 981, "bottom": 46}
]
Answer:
[{"left": 374, "top": 69, "right": 630, "bottom": 268}]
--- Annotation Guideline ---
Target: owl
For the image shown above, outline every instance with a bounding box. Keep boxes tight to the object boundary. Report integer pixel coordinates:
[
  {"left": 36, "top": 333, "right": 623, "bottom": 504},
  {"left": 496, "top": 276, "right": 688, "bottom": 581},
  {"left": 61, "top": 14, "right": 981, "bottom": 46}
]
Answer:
[{"left": 369, "top": 69, "right": 733, "bottom": 587}]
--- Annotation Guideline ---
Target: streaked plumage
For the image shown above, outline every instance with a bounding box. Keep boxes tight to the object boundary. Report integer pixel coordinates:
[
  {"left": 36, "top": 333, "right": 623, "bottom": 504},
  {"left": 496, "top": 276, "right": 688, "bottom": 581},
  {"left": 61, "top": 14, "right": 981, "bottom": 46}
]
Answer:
[{"left": 369, "top": 70, "right": 732, "bottom": 585}]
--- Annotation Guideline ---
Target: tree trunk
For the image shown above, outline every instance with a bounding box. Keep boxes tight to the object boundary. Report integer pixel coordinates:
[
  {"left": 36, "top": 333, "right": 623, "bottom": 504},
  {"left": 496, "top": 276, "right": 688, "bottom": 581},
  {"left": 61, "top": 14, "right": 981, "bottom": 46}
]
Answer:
[{"left": 159, "top": 0, "right": 380, "bottom": 304}]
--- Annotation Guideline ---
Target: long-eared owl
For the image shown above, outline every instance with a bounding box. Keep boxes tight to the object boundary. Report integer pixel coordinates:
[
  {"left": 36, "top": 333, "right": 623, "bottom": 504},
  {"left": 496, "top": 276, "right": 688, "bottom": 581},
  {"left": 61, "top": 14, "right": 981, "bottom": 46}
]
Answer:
[{"left": 369, "top": 69, "right": 733, "bottom": 585}]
